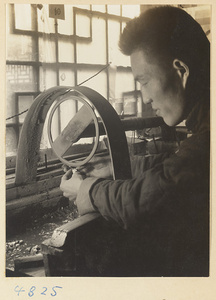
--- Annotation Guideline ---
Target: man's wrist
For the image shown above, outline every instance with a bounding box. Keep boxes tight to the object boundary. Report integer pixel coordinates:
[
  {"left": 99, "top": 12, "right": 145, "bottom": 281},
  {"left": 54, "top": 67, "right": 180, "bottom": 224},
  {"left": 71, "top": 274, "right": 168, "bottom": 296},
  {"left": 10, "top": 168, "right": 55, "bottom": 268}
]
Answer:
[{"left": 76, "top": 177, "right": 101, "bottom": 215}]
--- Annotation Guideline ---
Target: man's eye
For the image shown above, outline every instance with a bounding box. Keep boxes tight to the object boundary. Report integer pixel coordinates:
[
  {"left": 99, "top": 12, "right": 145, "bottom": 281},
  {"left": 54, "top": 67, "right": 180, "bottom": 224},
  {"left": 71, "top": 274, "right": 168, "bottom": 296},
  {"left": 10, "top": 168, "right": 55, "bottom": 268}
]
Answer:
[{"left": 141, "top": 82, "right": 148, "bottom": 88}]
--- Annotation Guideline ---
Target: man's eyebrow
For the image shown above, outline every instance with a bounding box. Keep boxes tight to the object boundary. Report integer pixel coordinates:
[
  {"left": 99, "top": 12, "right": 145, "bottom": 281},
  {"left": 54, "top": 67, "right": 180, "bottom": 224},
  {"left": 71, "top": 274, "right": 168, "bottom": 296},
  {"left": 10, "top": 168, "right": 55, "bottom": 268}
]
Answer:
[
  {"left": 134, "top": 75, "right": 147, "bottom": 82},
  {"left": 134, "top": 75, "right": 143, "bottom": 81}
]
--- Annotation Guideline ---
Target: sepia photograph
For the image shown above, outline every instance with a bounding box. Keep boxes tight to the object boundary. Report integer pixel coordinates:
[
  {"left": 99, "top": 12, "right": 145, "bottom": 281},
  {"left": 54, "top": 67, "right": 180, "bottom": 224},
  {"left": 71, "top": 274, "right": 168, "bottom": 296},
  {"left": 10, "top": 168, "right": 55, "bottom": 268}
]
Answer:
[{"left": 2, "top": 1, "right": 216, "bottom": 299}]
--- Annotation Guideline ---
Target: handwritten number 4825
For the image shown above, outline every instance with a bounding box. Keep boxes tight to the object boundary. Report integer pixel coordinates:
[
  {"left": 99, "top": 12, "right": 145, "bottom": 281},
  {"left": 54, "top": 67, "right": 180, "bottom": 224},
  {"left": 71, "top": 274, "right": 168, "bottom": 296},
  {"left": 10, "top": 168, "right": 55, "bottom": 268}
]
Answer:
[{"left": 14, "top": 285, "right": 63, "bottom": 297}]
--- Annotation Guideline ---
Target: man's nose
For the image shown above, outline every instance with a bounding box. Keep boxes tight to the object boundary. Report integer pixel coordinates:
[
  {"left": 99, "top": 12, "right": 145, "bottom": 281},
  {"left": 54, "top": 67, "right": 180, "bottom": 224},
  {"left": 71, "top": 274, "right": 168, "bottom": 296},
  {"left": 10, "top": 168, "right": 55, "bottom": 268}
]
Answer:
[
  {"left": 140, "top": 88, "right": 152, "bottom": 104},
  {"left": 143, "top": 97, "right": 153, "bottom": 105}
]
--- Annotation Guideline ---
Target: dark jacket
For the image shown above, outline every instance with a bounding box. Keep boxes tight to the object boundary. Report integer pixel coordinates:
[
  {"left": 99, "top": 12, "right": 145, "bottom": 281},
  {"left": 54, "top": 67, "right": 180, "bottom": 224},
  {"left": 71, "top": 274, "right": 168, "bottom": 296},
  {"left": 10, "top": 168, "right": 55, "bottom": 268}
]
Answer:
[{"left": 77, "top": 97, "right": 210, "bottom": 276}]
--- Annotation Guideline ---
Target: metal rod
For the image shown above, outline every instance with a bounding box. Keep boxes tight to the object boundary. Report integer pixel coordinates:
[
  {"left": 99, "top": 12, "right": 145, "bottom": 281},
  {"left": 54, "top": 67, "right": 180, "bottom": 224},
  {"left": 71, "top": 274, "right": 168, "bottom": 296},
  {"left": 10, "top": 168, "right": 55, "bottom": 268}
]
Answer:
[{"left": 80, "top": 117, "right": 165, "bottom": 138}]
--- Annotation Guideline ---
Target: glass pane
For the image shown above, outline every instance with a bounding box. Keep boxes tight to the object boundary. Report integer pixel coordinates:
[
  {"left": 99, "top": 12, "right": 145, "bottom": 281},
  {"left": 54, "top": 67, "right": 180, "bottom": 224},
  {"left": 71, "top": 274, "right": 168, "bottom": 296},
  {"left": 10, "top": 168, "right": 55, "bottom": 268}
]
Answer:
[
  {"left": 106, "top": 20, "right": 131, "bottom": 67},
  {"left": 39, "top": 66, "right": 57, "bottom": 90},
  {"left": 115, "top": 69, "right": 134, "bottom": 99},
  {"left": 58, "top": 38, "right": 74, "bottom": 63},
  {"left": 77, "top": 67, "right": 107, "bottom": 98},
  {"left": 112, "top": 21, "right": 131, "bottom": 67},
  {"left": 6, "top": 65, "right": 37, "bottom": 126},
  {"left": 92, "top": 5, "right": 106, "bottom": 13},
  {"left": 6, "top": 127, "right": 18, "bottom": 155},
  {"left": 39, "top": 37, "right": 56, "bottom": 62},
  {"left": 6, "top": 65, "right": 37, "bottom": 92},
  {"left": 59, "top": 67, "right": 75, "bottom": 86},
  {"left": 108, "top": 19, "right": 121, "bottom": 65},
  {"left": 113, "top": 49, "right": 131, "bottom": 68},
  {"left": 6, "top": 81, "right": 16, "bottom": 125},
  {"left": 77, "top": 16, "right": 106, "bottom": 64},
  {"left": 76, "top": 13, "right": 91, "bottom": 38},
  {"left": 58, "top": 5, "right": 74, "bottom": 35},
  {"left": 122, "top": 5, "right": 140, "bottom": 18},
  {"left": 107, "top": 5, "right": 121, "bottom": 15},
  {"left": 18, "top": 95, "right": 34, "bottom": 123},
  {"left": 108, "top": 64, "right": 117, "bottom": 101},
  {"left": 14, "top": 4, "right": 32, "bottom": 31},
  {"left": 7, "top": 34, "right": 34, "bottom": 61},
  {"left": 37, "top": 4, "right": 55, "bottom": 33}
]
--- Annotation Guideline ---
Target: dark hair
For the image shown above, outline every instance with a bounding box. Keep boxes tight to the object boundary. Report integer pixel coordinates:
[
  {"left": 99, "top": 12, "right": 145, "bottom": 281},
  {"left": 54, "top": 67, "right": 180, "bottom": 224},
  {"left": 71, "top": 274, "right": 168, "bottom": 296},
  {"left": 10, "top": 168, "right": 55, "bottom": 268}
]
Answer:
[
  {"left": 119, "top": 6, "right": 210, "bottom": 104},
  {"left": 119, "top": 6, "right": 210, "bottom": 91}
]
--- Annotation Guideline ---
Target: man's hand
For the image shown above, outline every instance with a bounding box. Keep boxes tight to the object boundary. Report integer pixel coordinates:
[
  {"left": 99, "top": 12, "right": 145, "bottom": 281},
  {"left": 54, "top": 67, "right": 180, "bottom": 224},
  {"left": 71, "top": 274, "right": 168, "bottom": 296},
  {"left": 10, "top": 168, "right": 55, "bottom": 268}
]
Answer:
[{"left": 60, "top": 169, "right": 85, "bottom": 203}]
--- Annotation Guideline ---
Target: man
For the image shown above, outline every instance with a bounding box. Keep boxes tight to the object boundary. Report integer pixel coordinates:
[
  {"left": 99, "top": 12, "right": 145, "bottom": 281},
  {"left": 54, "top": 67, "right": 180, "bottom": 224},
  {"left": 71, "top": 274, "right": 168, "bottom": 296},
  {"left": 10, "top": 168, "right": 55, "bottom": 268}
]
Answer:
[{"left": 60, "top": 6, "right": 210, "bottom": 276}]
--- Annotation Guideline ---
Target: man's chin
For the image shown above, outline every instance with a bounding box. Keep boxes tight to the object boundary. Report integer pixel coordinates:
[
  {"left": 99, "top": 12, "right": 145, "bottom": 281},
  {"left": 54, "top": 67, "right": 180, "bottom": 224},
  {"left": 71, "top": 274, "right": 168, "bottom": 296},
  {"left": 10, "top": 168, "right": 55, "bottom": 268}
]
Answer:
[
  {"left": 163, "top": 117, "right": 176, "bottom": 127},
  {"left": 164, "top": 118, "right": 183, "bottom": 127}
]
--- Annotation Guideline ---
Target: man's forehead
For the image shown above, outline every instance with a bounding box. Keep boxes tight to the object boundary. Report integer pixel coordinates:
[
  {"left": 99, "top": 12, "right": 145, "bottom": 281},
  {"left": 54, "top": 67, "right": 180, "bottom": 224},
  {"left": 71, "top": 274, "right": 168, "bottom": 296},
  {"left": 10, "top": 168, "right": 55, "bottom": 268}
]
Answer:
[
  {"left": 130, "top": 50, "right": 154, "bottom": 77},
  {"left": 131, "top": 48, "right": 173, "bottom": 79}
]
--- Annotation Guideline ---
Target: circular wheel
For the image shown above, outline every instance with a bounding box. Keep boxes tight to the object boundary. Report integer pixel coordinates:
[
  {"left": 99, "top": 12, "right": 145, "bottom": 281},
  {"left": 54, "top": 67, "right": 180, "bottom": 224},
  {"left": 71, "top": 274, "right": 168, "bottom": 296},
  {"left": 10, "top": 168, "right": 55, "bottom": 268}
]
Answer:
[
  {"left": 15, "top": 85, "right": 131, "bottom": 184},
  {"left": 47, "top": 91, "right": 100, "bottom": 167}
]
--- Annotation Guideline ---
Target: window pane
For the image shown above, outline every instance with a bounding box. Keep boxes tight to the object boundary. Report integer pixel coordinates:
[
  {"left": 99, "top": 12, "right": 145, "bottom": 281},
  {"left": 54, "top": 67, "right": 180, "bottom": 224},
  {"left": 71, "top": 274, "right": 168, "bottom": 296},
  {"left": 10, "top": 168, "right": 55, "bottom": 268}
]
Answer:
[
  {"left": 114, "top": 50, "right": 131, "bottom": 67},
  {"left": 77, "top": 66, "right": 107, "bottom": 98},
  {"left": 59, "top": 67, "right": 75, "bottom": 86},
  {"left": 122, "top": 5, "right": 140, "bottom": 18},
  {"left": 39, "top": 66, "right": 57, "bottom": 90},
  {"left": 18, "top": 95, "right": 34, "bottom": 123},
  {"left": 6, "top": 65, "right": 37, "bottom": 91},
  {"left": 6, "top": 66, "right": 37, "bottom": 127},
  {"left": 39, "top": 37, "right": 56, "bottom": 62},
  {"left": 7, "top": 34, "right": 34, "bottom": 61},
  {"left": 108, "top": 19, "right": 120, "bottom": 65},
  {"left": 58, "top": 5, "right": 74, "bottom": 35},
  {"left": 37, "top": 4, "right": 55, "bottom": 33},
  {"left": 76, "top": 13, "right": 91, "bottom": 38},
  {"left": 114, "top": 21, "right": 131, "bottom": 67},
  {"left": 115, "top": 69, "right": 134, "bottom": 99},
  {"left": 77, "top": 16, "right": 106, "bottom": 64},
  {"left": 92, "top": 5, "right": 106, "bottom": 13},
  {"left": 58, "top": 38, "right": 74, "bottom": 63},
  {"left": 6, "top": 127, "right": 18, "bottom": 155},
  {"left": 107, "top": 5, "right": 121, "bottom": 15},
  {"left": 14, "top": 4, "right": 32, "bottom": 31}
]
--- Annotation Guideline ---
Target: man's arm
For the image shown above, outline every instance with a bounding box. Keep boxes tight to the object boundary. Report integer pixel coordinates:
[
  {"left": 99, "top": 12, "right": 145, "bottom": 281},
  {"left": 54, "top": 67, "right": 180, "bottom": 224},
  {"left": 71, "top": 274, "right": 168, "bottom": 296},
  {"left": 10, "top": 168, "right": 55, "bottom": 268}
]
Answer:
[
  {"left": 130, "top": 152, "right": 170, "bottom": 177},
  {"left": 75, "top": 131, "right": 209, "bottom": 229}
]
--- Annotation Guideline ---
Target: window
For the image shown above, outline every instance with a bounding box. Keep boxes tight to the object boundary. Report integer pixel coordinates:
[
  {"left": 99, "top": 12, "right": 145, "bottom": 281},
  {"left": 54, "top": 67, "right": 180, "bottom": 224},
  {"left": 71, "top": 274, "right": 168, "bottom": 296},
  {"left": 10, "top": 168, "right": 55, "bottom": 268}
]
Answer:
[{"left": 6, "top": 4, "right": 141, "bottom": 159}]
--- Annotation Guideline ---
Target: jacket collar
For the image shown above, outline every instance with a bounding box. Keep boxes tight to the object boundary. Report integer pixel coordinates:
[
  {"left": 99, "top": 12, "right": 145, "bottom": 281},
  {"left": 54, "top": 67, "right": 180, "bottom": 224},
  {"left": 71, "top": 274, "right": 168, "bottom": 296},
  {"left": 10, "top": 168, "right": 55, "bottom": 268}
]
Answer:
[{"left": 185, "top": 98, "right": 210, "bottom": 134}]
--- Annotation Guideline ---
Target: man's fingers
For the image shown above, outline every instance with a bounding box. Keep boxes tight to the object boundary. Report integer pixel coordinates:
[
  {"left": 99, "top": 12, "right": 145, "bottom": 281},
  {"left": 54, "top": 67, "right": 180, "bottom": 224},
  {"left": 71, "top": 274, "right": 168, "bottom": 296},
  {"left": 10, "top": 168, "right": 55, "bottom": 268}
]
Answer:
[
  {"left": 63, "top": 192, "right": 73, "bottom": 198},
  {"left": 72, "top": 170, "right": 86, "bottom": 180},
  {"left": 62, "top": 168, "right": 73, "bottom": 180}
]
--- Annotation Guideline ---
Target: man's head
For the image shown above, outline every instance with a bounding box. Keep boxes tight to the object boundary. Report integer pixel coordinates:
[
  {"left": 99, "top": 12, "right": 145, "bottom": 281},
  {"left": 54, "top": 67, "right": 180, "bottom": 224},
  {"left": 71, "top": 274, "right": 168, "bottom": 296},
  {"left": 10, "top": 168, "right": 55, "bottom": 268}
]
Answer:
[{"left": 119, "top": 6, "right": 210, "bottom": 126}]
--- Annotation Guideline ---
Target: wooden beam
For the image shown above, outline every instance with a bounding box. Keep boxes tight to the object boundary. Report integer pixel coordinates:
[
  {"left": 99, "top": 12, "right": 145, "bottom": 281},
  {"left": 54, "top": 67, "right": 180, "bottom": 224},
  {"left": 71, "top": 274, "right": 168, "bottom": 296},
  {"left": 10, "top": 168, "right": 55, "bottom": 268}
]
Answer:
[
  {"left": 6, "top": 187, "right": 63, "bottom": 212},
  {"left": 6, "top": 176, "right": 62, "bottom": 201}
]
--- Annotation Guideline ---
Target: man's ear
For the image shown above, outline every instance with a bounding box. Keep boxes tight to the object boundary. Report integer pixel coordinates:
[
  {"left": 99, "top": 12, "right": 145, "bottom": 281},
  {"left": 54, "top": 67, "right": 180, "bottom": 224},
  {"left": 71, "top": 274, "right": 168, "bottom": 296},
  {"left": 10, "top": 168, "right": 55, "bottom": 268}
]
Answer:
[{"left": 173, "top": 59, "right": 189, "bottom": 89}]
